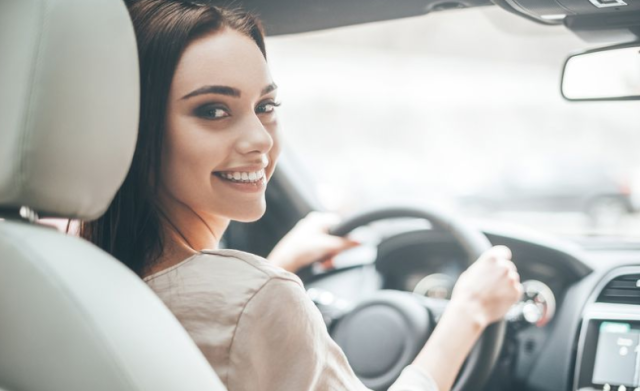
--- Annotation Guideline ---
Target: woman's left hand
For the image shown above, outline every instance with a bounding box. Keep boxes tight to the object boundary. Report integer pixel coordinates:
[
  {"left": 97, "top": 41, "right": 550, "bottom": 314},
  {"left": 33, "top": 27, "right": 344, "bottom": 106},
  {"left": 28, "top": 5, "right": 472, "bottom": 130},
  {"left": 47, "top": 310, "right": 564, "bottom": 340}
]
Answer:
[{"left": 267, "top": 212, "right": 360, "bottom": 273}]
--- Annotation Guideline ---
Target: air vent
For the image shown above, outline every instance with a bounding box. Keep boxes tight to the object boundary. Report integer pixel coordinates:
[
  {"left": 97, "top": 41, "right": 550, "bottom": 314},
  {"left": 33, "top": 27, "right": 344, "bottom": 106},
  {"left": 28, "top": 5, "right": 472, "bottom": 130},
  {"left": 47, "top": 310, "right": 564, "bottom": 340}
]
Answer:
[{"left": 597, "top": 274, "right": 640, "bottom": 305}]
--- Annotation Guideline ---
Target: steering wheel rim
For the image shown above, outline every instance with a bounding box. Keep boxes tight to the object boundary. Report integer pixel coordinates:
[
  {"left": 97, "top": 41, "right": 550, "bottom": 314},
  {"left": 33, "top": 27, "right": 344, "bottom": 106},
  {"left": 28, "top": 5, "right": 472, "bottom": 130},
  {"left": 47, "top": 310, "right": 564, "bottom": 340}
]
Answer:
[{"left": 328, "top": 205, "right": 506, "bottom": 391}]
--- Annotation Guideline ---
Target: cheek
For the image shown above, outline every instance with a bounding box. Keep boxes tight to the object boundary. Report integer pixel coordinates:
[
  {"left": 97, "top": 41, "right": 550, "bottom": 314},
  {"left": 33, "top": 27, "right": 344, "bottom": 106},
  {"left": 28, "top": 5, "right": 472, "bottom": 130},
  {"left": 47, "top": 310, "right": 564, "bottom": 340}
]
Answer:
[
  {"left": 266, "top": 122, "right": 281, "bottom": 170},
  {"left": 265, "top": 121, "right": 282, "bottom": 157},
  {"left": 161, "top": 117, "right": 229, "bottom": 196}
]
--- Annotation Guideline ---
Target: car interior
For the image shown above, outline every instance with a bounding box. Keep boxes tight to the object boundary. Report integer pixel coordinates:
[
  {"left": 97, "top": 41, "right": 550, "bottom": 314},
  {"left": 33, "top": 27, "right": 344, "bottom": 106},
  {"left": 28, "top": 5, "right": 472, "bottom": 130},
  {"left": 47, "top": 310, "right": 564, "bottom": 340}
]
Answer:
[{"left": 1, "top": 1, "right": 639, "bottom": 391}]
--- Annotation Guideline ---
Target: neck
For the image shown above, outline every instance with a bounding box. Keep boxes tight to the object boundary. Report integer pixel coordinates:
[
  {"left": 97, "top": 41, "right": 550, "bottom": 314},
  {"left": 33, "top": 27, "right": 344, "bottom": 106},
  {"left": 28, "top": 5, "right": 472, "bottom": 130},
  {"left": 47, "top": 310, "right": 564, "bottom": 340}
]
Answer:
[{"left": 148, "top": 192, "right": 230, "bottom": 276}]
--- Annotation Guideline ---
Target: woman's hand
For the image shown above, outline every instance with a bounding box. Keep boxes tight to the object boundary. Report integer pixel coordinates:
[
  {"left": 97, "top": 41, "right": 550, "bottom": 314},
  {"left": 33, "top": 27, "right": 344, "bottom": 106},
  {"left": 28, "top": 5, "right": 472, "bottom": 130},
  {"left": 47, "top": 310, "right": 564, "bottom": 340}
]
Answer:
[
  {"left": 412, "top": 245, "right": 523, "bottom": 391},
  {"left": 449, "top": 245, "right": 523, "bottom": 328},
  {"left": 267, "top": 212, "right": 360, "bottom": 273}
]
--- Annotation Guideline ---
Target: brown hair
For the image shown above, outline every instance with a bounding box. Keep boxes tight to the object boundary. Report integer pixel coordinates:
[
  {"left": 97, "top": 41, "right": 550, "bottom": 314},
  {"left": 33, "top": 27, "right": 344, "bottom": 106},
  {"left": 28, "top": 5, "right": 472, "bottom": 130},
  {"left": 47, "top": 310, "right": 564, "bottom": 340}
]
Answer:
[{"left": 80, "top": 0, "right": 266, "bottom": 277}]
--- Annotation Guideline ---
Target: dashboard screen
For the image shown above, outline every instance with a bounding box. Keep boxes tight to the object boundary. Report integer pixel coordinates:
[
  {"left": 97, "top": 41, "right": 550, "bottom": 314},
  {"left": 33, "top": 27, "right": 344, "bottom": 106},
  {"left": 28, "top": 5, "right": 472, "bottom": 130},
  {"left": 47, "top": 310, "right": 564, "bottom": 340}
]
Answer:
[{"left": 592, "top": 321, "right": 640, "bottom": 387}]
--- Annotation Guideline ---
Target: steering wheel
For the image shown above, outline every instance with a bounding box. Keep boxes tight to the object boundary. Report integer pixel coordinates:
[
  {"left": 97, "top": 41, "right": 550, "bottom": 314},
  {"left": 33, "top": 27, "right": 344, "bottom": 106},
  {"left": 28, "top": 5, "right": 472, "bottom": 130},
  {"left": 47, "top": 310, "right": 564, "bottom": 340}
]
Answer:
[{"left": 324, "top": 205, "right": 505, "bottom": 391}]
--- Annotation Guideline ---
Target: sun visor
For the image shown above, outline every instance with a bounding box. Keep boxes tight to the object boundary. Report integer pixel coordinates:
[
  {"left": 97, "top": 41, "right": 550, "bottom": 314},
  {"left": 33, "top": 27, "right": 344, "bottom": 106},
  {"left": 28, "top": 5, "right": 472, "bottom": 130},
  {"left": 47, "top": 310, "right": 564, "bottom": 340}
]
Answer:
[{"left": 494, "top": 0, "right": 640, "bottom": 42}]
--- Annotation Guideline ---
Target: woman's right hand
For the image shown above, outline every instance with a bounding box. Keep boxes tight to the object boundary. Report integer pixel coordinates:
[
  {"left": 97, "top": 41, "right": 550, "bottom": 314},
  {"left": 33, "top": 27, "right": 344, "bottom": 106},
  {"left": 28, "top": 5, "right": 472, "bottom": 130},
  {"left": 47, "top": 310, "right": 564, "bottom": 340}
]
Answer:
[
  {"left": 449, "top": 245, "right": 523, "bottom": 328},
  {"left": 410, "top": 245, "right": 523, "bottom": 391}
]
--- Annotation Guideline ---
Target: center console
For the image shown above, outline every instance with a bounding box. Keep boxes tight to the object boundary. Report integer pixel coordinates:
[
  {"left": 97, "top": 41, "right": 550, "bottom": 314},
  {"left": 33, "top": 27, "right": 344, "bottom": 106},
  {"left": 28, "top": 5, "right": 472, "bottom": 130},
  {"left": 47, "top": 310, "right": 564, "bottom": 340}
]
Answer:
[{"left": 575, "top": 268, "right": 640, "bottom": 391}]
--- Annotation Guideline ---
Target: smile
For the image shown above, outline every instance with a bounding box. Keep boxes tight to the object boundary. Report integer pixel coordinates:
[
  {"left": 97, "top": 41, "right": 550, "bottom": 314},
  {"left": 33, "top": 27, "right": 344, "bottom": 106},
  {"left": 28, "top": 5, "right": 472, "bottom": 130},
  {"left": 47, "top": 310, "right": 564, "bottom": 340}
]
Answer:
[{"left": 214, "top": 169, "right": 266, "bottom": 184}]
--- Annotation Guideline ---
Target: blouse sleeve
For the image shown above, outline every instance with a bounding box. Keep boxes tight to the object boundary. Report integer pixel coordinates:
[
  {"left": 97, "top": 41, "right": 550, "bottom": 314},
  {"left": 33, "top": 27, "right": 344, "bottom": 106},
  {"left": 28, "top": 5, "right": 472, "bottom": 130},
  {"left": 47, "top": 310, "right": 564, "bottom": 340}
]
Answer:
[{"left": 226, "top": 277, "right": 439, "bottom": 391}]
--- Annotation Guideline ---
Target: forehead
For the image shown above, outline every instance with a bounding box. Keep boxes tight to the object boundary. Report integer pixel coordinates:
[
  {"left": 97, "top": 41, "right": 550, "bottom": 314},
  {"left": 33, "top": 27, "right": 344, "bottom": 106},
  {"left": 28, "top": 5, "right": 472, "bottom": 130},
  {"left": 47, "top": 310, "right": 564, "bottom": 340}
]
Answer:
[{"left": 171, "top": 28, "right": 271, "bottom": 97}]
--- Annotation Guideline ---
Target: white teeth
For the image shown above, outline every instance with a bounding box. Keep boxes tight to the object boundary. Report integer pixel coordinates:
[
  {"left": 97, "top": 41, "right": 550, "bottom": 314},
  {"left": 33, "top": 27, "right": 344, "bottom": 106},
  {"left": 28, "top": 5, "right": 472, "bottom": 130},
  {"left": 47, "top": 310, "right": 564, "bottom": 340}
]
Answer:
[{"left": 218, "top": 169, "right": 266, "bottom": 183}]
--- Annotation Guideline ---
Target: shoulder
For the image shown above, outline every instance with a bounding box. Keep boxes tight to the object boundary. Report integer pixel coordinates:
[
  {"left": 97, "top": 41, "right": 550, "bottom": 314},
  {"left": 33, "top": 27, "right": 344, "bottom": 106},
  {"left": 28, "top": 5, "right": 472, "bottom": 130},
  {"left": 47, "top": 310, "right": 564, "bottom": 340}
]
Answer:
[
  {"left": 230, "top": 275, "right": 327, "bottom": 360},
  {"left": 245, "top": 274, "right": 312, "bottom": 313},
  {"left": 227, "top": 276, "right": 357, "bottom": 390},
  {"left": 233, "top": 275, "right": 328, "bottom": 351},
  {"left": 201, "top": 249, "right": 300, "bottom": 283},
  {"left": 144, "top": 249, "right": 305, "bottom": 325},
  {"left": 144, "top": 248, "right": 302, "bottom": 288}
]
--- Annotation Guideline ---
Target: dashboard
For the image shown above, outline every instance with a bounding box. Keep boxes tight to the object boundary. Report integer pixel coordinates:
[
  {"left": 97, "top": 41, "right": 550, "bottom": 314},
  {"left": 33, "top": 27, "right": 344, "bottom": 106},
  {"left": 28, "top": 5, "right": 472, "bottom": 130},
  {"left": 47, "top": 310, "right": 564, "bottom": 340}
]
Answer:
[{"left": 302, "top": 222, "right": 640, "bottom": 391}]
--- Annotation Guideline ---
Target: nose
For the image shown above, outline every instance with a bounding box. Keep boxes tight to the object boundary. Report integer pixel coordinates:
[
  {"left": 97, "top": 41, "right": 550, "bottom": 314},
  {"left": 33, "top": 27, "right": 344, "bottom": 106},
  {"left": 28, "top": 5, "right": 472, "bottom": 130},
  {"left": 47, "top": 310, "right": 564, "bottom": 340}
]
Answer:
[{"left": 235, "top": 113, "right": 274, "bottom": 155}]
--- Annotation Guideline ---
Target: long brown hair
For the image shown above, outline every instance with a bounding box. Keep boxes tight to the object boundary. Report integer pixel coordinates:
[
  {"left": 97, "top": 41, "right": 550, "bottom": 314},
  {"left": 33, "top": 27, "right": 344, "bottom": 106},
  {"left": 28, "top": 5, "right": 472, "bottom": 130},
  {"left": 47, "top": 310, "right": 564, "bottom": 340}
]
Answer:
[{"left": 80, "top": 0, "right": 266, "bottom": 277}]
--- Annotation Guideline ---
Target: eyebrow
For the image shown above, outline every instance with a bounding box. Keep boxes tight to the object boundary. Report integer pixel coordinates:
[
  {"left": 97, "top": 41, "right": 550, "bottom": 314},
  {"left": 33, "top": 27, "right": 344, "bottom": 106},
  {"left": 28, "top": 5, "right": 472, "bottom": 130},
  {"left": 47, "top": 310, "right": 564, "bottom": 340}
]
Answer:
[
  {"left": 261, "top": 83, "right": 278, "bottom": 95},
  {"left": 181, "top": 83, "right": 278, "bottom": 100}
]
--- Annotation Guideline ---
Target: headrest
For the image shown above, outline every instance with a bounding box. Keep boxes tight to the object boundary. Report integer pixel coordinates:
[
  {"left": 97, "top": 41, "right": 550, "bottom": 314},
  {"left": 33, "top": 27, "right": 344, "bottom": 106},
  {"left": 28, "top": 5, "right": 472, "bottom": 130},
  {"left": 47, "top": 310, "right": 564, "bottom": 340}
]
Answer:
[{"left": 0, "top": 0, "right": 139, "bottom": 220}]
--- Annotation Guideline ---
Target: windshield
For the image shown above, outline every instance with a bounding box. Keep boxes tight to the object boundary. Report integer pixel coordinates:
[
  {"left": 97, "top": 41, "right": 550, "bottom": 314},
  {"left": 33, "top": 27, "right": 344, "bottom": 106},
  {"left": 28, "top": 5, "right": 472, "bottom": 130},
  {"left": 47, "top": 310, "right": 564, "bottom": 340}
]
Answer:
[{"left": 267, "top": 8, "right": 640, "bottom": 238}]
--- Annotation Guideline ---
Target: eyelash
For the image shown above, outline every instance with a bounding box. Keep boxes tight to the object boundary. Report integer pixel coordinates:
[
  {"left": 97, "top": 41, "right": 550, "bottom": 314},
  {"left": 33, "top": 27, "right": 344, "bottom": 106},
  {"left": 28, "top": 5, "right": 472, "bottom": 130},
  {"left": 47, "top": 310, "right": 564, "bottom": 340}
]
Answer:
[
  {"left": 195, "top": 100, "right": 282, "bottom": 121},
  {"left": 256, "top": 100, "right": 282, "bottom": 114},
  {"left": 195, "top": 105, "right": 229, "bottom": 120}
]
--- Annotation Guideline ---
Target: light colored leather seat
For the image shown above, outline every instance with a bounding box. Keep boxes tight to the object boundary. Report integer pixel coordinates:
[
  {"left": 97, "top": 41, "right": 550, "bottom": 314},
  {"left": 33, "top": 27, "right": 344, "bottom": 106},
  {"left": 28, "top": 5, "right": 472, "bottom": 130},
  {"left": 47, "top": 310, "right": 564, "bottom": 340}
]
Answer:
[{"left": 0, "top": 1, "right": 227, "bottom": 390}]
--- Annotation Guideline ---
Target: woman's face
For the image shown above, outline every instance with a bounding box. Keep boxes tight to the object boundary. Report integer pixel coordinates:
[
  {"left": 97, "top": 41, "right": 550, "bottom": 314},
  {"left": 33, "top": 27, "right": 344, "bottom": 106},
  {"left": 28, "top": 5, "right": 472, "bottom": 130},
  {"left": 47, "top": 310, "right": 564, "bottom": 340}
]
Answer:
[{"left": 161, "top": 28, "right": 280, "bottom": 224}]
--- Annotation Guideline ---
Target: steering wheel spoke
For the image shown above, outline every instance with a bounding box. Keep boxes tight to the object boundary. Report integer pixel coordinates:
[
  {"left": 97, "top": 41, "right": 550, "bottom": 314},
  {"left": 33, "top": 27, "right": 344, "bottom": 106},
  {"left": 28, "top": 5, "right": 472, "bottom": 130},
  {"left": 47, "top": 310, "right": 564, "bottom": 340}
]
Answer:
[
  {"left": 307, "top": 287, "right": 353, "bottom": 328},
  {"left": 417, "top": 295, "right": 450, "bottom": 323}
]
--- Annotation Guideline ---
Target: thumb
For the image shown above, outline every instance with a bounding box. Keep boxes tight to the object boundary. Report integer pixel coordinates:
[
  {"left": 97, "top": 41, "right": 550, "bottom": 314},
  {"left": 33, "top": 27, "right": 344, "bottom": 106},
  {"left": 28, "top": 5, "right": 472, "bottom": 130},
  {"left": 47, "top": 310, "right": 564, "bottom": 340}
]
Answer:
[{"left": 323, "top": 236, "right": 360, "bottom": 255}]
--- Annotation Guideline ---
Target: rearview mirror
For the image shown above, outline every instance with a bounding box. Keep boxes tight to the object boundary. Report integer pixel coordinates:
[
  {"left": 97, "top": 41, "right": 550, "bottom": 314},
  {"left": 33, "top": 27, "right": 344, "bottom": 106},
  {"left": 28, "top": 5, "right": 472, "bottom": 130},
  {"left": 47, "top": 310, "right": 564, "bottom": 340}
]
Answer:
[{"left": 561, "top": 43, "right": 640, "bottom": 101}]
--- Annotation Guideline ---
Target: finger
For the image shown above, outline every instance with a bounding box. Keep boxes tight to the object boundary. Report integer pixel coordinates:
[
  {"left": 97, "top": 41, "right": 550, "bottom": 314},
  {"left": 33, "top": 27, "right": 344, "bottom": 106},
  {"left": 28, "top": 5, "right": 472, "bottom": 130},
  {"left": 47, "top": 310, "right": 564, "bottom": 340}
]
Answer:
[
  {"left": 494, "top": 258, "right": 514, "bottom": 276},
  {"left": 499, "top": 259, "right": 517, "bottom": 273},
  {"left": 492, "top": 245, "right": 512, "bottom": 260},
  {"left": 306, "top": 211, "right": 340, "bottom": 223},
  {"left": 478, "top": 245, "right": 512, "bottom": 264},
  {"left": 304, "top": 212, "right": 342, "bottom": 232},
  {"left": 344, "top": 238, "right": 361, "bottom": 248},
  {"left": 313, "top": 236, "right": 358, "bottom": 259},
  {"left": 319, "top": 257, "right": 335, "bottom": 270},
  {"left": 332, "top": 237, "right": 362, "bottom": 254},
  {"left": 512, "top": 282, "right": 525, "bottom": 301}
]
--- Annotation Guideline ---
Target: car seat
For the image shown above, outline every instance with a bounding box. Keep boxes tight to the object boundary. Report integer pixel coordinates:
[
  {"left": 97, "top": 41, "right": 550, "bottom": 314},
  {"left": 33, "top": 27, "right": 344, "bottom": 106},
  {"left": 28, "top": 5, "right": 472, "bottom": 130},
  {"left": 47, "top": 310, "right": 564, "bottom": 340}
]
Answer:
[{"left": 0, "top": 1, "right": 227, "bottom": 390}]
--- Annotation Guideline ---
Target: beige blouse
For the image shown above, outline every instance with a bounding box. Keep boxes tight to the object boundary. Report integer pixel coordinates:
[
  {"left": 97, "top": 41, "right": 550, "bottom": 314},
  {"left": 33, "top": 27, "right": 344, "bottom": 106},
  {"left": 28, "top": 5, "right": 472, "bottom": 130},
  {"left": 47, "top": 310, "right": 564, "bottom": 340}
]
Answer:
[{"left": 144, "top": 249, "right": 438, "bottom": 391}]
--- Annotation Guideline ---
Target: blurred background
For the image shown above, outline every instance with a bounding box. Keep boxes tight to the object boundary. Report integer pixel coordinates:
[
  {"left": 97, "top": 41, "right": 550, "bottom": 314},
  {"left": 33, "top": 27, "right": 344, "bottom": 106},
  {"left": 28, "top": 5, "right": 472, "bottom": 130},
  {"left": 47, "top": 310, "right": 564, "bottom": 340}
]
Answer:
[{"left": 266, "top": 7, "right": 640, "bottom": 238}]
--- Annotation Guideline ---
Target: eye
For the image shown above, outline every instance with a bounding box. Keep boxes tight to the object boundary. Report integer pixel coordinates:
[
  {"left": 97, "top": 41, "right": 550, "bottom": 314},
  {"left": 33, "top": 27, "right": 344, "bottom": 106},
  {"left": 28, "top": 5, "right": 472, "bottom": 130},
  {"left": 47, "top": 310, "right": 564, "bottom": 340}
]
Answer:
[
  {"left": 256, "top": 100, "right": 281, "bottom": 115},
  {"left": 195, "top": 104, "right": 230, "bottom": 120}
]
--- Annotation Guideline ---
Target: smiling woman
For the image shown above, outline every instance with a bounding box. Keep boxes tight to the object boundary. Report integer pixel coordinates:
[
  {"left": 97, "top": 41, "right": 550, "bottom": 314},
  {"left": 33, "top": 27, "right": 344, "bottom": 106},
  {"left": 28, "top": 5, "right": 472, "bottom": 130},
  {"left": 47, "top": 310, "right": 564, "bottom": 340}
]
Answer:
[
  {"left": 79, "top": 1, "right": 521, "bottom": 391},
  {"left": 79, "top": 1, "right": 274, "bottom": 274},
  {"left": 173, "top": 76, "right": 278, "bottom": 196},
  {"left": 159, "top": 26, "right": 280, "bottom": 243}
]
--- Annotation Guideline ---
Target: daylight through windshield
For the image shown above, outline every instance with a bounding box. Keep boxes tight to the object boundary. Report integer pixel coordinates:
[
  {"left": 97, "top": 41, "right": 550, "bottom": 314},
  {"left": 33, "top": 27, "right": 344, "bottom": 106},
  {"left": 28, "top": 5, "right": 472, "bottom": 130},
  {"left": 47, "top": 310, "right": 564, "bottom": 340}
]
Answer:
[{"left": 267, "top": 8, "right": 640, "bottom": 237}]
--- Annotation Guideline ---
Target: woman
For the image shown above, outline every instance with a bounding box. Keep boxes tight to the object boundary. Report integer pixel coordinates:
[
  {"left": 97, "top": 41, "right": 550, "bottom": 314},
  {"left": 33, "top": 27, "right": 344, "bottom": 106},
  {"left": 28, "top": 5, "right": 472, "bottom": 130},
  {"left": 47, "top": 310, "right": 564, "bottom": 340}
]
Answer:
[{"left": 81, "top": 1, "right": 523, "bottom": 390}]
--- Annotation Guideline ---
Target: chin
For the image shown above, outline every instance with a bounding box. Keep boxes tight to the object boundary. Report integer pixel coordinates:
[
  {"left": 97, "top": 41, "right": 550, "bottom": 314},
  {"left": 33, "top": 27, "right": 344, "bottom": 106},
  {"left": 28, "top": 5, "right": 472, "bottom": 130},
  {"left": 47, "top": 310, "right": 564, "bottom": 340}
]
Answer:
[{"left": 229, "top": 204, "right": 267, "bottom": 223}]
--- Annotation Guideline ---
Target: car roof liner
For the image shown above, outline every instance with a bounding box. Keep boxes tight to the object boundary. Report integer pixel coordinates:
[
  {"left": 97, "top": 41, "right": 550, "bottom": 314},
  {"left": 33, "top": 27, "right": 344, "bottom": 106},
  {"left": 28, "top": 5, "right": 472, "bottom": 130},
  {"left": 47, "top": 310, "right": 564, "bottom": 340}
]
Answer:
[
  {"left": 208, "top": 0, "right": 492, "bottom": 35},
  {"left": 206, "top": 0, "right": 640, "bottom": 43}
]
